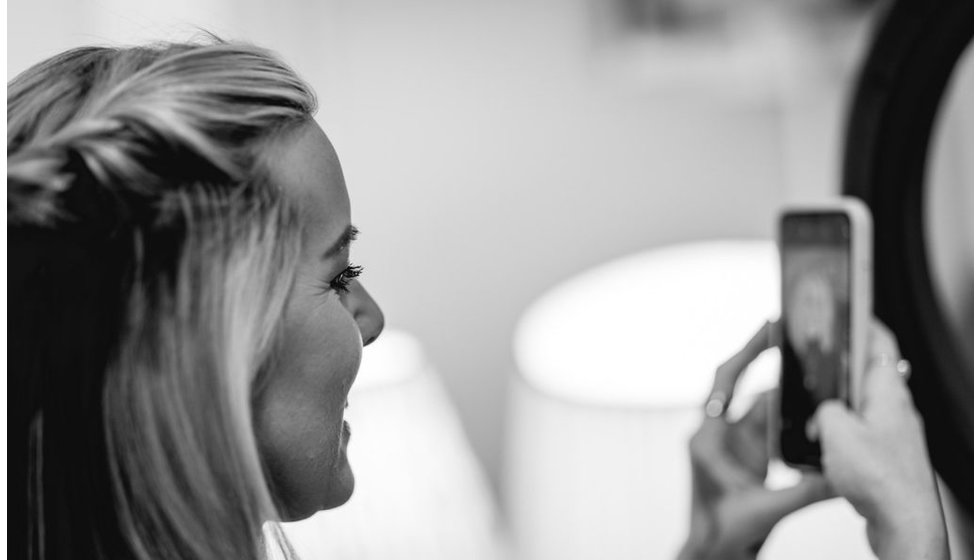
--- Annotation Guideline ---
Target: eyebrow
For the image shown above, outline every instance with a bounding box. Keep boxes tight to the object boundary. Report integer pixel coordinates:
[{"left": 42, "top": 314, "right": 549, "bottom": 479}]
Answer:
[{"left": 321, "top": 225, "right": 359, "bottom": 260}]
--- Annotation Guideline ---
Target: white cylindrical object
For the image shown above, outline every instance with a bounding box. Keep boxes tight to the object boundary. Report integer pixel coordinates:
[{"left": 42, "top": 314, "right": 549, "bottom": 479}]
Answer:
[{"left": 505, "top": 383, "right": 701, "bottom": 560}]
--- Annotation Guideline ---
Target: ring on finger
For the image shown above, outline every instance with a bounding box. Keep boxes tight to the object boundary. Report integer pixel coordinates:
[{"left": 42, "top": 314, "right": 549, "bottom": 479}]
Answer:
[
  {"left": 704, "top": 390, "right": 730, "bottom": 418},
  {"left": 896, "top": 359, "right": 911, "bottom": 381},
  {"left": 872, "top": 353, "right": 912, "bottom": 381}
]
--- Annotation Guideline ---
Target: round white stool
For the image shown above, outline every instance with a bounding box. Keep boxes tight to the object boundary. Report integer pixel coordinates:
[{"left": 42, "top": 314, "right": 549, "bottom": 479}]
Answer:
[
  {"left": 284, "top": 330, "right": 503, "bottom": 560},
  {"left": 505, "top": 240, "right": 874, "bottom": 560}
]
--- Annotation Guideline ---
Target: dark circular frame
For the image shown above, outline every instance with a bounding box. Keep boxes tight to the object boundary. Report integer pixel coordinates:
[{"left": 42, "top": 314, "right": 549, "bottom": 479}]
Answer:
[{"left": 842, "top": 0, "right": 973, "bottom": 512}]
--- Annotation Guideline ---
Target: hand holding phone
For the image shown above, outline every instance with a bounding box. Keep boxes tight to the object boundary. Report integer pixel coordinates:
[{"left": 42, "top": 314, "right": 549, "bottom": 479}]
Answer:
[
  {"left": 813, "top": 321, "right": 949, "bottom": 560},
  {"left": 680, "top": 322, "right": 831, "bottom": 560}
]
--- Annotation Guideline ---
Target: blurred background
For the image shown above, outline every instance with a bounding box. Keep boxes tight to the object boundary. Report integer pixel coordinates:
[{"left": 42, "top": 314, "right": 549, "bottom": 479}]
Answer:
[{"left": 9, "top": 0, "right": 972, "bottom": 558}]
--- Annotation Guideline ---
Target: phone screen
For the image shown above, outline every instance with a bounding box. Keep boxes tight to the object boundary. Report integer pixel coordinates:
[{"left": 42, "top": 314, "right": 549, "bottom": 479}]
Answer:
[{"left": 779, "top": 212, "right": 852, "bottom": 468}]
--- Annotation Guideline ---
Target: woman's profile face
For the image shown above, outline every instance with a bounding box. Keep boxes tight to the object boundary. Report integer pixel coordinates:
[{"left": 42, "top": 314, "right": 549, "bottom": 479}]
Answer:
[{"left": 253, "top": 121, "right": 384, "bottom": 521}]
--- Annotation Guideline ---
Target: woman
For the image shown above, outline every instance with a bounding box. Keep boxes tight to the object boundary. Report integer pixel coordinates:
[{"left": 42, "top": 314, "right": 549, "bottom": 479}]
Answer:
[
  {"left": 9, "top": 41, "right": 382, "bottom": 559},
  {"left": 8, "top": 40, "right": 947, "bottom": 559}
]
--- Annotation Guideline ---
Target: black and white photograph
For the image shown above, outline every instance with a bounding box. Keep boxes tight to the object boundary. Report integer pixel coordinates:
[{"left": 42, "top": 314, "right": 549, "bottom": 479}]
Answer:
[{"left": 7, "top": 0, "right": 973, "bottom": 558}]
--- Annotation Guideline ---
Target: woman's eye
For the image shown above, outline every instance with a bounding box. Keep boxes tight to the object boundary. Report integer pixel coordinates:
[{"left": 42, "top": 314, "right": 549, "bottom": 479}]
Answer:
[{"left": 321, "top": 263, "right": 363, "bottom": 295}]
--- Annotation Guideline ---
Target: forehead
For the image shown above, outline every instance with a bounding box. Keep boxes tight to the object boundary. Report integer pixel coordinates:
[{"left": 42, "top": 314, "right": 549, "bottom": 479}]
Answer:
[{"left": 264, "top": 121, "right": 351, "bottom": 248}]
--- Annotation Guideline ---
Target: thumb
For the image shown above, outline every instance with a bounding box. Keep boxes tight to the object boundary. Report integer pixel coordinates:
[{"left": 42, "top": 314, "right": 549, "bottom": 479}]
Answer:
[{"left": 813, "top": 399, "right": 862, "bottom": 449}]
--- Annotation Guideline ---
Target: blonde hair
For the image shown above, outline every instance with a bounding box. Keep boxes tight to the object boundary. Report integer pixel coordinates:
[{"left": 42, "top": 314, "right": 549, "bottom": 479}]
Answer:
[{"left": 8, "top": 40, "right": 315, "bottom": 559}]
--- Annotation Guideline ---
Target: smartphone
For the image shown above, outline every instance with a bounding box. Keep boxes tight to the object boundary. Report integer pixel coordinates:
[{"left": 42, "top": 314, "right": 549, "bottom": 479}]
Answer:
[{"left": 776, "top": 198, "right": 872, "bottom": 469}]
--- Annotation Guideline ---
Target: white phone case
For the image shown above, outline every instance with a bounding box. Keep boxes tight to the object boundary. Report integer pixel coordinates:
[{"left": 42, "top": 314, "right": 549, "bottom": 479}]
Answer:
[{"left": 773, "top": 196, "right": 873, "bottom": 467}]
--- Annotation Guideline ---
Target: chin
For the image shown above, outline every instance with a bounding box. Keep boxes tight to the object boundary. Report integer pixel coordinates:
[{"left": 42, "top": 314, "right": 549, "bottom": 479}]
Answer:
[
  {"left": 277, "top": 463, "right": 356, "bottom": 522},
  {"left": 322, "top": 464, "right": 356, "bottom": 510}
]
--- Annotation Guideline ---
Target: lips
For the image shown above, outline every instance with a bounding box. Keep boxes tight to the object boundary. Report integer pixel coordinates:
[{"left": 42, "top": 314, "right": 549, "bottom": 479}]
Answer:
[
  {"left": 340, "top": 400, "right": 352, "bottom": 446},
  {"left": 343, "top": 401, "right": 350, "bottom": 436}
]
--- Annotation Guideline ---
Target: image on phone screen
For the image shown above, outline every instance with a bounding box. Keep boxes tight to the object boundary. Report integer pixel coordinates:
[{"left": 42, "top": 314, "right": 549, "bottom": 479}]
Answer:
[{"left": 779, "top": 213, "right": 851, "bottom": 468}]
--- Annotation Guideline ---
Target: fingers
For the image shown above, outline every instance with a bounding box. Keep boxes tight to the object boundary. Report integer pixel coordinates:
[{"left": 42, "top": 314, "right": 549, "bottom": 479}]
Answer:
[
  {"left": 863, "top": 361, "right": 914, "bottom": 420},
  {"left": 711, "top": 321, "right": 777, "bottom": 405},
  {"left": 862, "top": 319, "right": 915, "bottom": 419},
  {"left": 690, "top": 422, "right": 758, "bottom": 491},
  {"left": 813, "top": 399, "right": 870, "bottom": 474},
  {"left": 693, "top": 391, "right": 775, "bottom": 492},
  {"left": 737, "top": 389, "right": 775, "bottom": 433},
  {"left": 867, "top": 317, "right": 900, "bottom": 361},
  {"left": 692, "top": 323, "right": 778, "bottom": 493},
  {"left": 727, "top": 391, "right": 773, "bottom": 470},
  {"left": 726, "top": 420, "right": 771, "bottom": 478},
  {"left": 813, "top": 399, "right": 861, "bottom": 442}
]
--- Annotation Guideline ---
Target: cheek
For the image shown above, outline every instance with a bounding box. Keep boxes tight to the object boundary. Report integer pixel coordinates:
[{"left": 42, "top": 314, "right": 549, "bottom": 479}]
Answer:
[
  {"left": 254, "top": 393, "right": 343, "bottom": 515},
  {"left": 283, "top": 297, "right": 364, "bottom": 386},
  {"left": 253, "top": 298, "right": 363, "bottom": 517}
]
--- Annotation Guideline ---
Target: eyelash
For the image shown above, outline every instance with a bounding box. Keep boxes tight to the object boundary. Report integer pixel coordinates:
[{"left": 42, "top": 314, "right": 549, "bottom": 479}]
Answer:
[{"left": 321, "top": 263, "right": 363, "bottom": 295}]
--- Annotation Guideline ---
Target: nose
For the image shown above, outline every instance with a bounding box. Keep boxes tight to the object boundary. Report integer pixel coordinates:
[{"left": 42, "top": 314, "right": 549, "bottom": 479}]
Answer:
[{"left": 346, "top": 280, "right": 385, "bottom": 346}]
